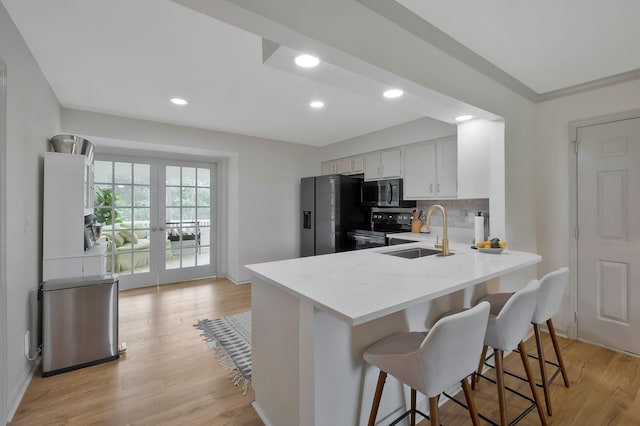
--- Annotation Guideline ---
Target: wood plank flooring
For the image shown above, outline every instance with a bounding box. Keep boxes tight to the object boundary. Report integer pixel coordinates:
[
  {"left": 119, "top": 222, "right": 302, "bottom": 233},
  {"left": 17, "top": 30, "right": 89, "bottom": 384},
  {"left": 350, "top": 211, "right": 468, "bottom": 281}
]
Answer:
[
  {"left": 11, "top": 278, "right": 640, "bottom": 425},
  {"left": 11, "top": 278, "right": 262, "bottom": 426}
]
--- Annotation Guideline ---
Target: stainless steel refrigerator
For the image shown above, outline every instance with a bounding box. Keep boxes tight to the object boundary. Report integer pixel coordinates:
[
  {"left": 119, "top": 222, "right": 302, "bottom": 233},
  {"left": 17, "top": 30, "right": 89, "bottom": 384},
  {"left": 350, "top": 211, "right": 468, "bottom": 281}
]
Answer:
[{"left": 301, "top": 174, "right": 369, "bottom": 257}]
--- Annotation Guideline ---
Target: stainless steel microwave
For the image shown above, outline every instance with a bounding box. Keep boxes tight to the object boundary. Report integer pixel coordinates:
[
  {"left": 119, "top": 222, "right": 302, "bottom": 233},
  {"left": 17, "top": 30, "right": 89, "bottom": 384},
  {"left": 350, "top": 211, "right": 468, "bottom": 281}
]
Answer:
[{"left": 361, "top": 179, "right": 416, "bottom": 207}]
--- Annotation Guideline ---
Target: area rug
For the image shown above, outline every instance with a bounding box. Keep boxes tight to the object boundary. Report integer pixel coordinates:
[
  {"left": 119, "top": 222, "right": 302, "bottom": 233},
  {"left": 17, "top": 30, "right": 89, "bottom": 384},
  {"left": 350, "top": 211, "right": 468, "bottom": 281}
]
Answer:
[{"left": 195, "top": 311, "right": 252, "bottom": 394}]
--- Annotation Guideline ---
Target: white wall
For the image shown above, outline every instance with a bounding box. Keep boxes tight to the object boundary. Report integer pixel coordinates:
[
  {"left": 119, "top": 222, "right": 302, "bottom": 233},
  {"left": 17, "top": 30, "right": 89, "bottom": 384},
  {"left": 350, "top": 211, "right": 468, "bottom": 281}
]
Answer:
[
  {"left": 535, "top": 79, "right": 640, "bottom": 333},
  {"left": 61, "top": 109, "right": 317, "bottom": 283},
  {"left": 0, "top": 3, "right": 62, "bottom": 422}
]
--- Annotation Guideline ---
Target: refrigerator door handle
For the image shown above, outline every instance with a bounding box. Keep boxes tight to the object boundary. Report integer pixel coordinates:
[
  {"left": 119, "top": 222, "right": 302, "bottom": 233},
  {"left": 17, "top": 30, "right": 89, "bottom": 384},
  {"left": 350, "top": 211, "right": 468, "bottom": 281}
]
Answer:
[
  {"left": 303, "top": 211, "right": 312, "bottom": 229},
  {"left": 388, "top": 182, "right": 393, "bottom": 204}
]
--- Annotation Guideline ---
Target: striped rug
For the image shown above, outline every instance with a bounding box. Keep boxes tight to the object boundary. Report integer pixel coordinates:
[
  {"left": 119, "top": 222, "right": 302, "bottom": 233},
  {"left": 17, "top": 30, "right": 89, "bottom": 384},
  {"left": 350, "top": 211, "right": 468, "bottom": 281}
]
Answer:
[{"left": 195, "top": 311, "right": 252, "bottom": 394}]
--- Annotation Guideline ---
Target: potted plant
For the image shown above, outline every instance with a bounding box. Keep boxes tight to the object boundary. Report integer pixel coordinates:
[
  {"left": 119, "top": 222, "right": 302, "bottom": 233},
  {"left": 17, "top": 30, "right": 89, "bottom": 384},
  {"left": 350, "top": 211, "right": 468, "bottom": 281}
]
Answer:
[{"left": 94, "top": 187, "right": 122, "bottom": 226}]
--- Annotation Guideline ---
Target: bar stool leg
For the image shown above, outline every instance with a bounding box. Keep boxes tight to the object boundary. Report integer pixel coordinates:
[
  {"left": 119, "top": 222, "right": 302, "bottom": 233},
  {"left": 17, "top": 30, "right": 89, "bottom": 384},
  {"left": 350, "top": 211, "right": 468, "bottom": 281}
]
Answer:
[
  {"left": 534, "top": 324, "right": 553, "bottom": 415},
  {"left": 411, "top": 388, "right": 417, "bottom": 426},
  {"left": 461, "top": 377, "right": 480, "bottom": 426},
  {"left": 429, "top": 396, "right": 439, "bottom": 426},
  {"left": 494, "top": 349, "right": 508, "bottom": 426},
  {"left": 473, "top": 344, "right": 489, "bottom": 389},
  {"left": 547, "top": 319, "right": 570, "bottom": 387},
  {"left": 518, "top": 341, "right": 548, "bottom": 426},
  {"left": 368, "top": 371, "right": 387, "bottom": 426}
]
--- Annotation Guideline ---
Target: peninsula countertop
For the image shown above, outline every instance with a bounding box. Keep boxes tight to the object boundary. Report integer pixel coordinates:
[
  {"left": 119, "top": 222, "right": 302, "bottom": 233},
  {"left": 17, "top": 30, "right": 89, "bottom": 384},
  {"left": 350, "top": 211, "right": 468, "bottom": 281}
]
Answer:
[{"left": 245, "top": 241, "right": 541, "bottom": 326}]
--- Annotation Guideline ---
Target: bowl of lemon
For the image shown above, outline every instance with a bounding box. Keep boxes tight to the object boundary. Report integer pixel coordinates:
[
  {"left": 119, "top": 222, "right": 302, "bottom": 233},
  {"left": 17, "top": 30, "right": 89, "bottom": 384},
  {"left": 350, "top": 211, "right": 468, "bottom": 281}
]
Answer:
[{"left": 475, "top": 238, "right": 507, "bottom": 254}]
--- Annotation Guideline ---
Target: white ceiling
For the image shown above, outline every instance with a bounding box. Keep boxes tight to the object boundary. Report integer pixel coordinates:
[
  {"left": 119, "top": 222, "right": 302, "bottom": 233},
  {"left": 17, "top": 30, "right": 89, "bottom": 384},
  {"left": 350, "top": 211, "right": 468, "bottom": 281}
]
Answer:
[
  {"left": 3, "top": 0, "right": 639, "bottom": 147},
  {"left": 398, "top": 0, "right": 640, "bottom": 94}
]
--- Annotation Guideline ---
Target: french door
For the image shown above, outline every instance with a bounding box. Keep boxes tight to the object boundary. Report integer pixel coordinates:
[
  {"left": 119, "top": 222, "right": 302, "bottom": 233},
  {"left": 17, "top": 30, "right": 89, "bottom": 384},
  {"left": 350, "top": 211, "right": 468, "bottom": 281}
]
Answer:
[{"left": 94, "top": 155, "right": 216, "bottom": 290}]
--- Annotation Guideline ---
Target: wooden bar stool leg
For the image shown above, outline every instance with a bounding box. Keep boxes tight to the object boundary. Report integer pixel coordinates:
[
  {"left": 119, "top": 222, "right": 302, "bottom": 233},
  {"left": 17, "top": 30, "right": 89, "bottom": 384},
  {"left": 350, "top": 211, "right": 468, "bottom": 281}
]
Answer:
[
  {"left": 473, "top": 344, "right": 489, "bottom": 389},
  {"left": 461, "top": 377, "right": 480, "bottom": 426},
  {"left": 368, "top": 371, "right": 387, "bottom": 426},
  {"left": 534, "top": 324, "right": 553, "bottom": 416},
  {"left": 518, "top": 341, "right": 548, "bottom": 426},
  {"left": 547, "top": 319, "right": 570, "bottom": 387},
  {"left": 494, "top": 349, "right": 508, "bottom": 426},
  {"left": 411, "top": 388, "right": 417, "bottom": 426},
  {"left": 429, "top": 396, "right": 439, "bottom": 426}
]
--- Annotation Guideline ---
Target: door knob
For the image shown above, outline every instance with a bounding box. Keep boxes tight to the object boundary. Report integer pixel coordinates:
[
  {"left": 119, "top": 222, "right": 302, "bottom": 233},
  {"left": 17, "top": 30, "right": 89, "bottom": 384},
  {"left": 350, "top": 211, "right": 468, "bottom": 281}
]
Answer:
[{"left": 151, "top": 227, "right": 158, "bottom": 231}]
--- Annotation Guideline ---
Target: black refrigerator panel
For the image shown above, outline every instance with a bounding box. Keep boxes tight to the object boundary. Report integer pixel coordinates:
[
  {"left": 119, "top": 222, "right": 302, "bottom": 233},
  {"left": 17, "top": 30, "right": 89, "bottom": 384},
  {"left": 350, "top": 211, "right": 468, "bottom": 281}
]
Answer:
[
  {"left": 301, "top": 176, "right": 316, "bottom": 257},
  {"left": 301, "top": 174, "right": 368, "bottom": 257},
  {"left": 315, "top": 175, "right": 337, "bottom": 255}
]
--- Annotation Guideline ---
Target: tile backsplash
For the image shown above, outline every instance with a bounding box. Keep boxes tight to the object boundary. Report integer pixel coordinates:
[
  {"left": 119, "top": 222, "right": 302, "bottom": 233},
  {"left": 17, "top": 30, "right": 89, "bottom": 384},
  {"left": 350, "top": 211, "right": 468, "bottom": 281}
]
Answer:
[{"left": 415, "top": 199, "right": 489, "bottom": 229}]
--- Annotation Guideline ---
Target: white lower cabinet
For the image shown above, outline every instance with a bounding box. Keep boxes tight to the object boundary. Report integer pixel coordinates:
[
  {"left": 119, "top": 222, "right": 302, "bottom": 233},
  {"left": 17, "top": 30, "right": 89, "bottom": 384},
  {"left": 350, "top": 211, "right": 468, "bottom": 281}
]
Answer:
[{"left": 403, "top": 138, "right": 457, "bottom": 199}]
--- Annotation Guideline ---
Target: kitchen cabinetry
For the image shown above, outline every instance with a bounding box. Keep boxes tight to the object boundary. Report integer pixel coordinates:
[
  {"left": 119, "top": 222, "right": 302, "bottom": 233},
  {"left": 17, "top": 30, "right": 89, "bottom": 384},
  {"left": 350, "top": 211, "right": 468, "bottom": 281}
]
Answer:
[
  {"left": 321, "top": 160, "right": 336, "bottom": 175},
  {"left": 321, "top": 155, "right": 364, "bottom": 175},
  {"left": 43, "top": 152, "right": 105, "bottom": 281},
  {"left": 364, "top": 150, "right": 402, "bottom": 180},
  {"left": 403, "top": 138, "right": 457, "bottom": 199},
  {"left": 457, "top": 120, "right": 502, "bottom": 199},
  {"left": 336, "top": 156, "right": 364, "bottom": 175}
]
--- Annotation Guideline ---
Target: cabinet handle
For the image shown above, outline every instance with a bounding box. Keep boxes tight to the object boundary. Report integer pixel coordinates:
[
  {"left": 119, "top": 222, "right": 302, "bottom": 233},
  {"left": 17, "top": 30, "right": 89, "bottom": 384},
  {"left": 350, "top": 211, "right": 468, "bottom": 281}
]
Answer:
[
  {"left": 380, "top": 165, "right": 384, "bottom": 177},
  {"left": 429, "top": 183, "right": 433, "bottom": 194},
  {"left": 436, "top": 183, "right": 440, "bottom": 194}
]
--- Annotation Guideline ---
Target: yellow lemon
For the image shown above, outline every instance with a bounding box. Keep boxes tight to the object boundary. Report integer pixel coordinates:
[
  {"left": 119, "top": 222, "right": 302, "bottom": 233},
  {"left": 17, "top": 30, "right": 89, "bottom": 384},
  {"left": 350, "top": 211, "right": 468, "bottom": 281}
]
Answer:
[{"left": 499, "top": 241, "right": 507, "bottom": 248}]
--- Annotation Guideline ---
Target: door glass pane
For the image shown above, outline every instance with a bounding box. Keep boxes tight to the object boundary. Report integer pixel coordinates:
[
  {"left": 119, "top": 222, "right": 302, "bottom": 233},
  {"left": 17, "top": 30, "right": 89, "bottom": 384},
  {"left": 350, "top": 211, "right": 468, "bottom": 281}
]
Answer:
[
  {"left": 134, "top": 164, "right": 150, "bottom": 185},
  {"left": 198, "top": 246, "right": 210, "bottom": 266},
  {"left": 166, "top": 166, "right": 180, "bottom": 185},
  {"left": 182, "top": 167, "right": 196, "bottom": 186},
  {"left": 166, "top": 207, "right": 180, "bottom": 223},
  {"left": 197, "top": 168, "right": 210, "bottom": 187},
  {"left": 134, "top": 186, "right": 150, "bottom": 206},
  {"left": 95, "top": 161, "right": 112, "bottom": 183},
  {"left": 134, "top": 208, "right": 150, "bottom": 223},
  {"left": 182, "top": 188, "right": 195, "bottom": 206},
  {"left": 197, "top": 188, "right": 210, "bottom": 206},
  {"left": 182, "top": 208, "right": 196, "bottom": 222},
  {"left": 166, "top": 187, "right": 181, "bottom": 206},
  {"left": 115, "top": 185, "right": 132, "bottom": 206},
  {"left": 114, "top": 162, "right": 132, "bottom": 184}
]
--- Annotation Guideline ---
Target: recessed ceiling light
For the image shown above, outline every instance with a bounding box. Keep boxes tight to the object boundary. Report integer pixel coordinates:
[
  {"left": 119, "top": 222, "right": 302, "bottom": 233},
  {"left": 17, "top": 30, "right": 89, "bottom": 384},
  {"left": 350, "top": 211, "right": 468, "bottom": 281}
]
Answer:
[
  {"left": 295, "top": 54, "right": 320, "bottom": 68},
  {"left": 170, "top": 98, "right": 188, "bottom": 106},
  {"left": 310, "top": 100, "right": 324, "bottom": 109},
  {"left": 455, "top": 115, "right": 474, "bottom": 122},
  {"left": 383, "top": 89, "right": 404, "bottom": 99}
]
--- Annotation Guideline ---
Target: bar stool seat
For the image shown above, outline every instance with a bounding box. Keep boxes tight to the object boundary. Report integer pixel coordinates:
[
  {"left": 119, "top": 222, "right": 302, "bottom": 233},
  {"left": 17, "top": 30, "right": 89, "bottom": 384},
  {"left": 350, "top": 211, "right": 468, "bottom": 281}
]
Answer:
[
  {"left": 363, "top": 302, "right": 490, "bottom": 426},
  {"left": 476, "top": 279, "right": 547, "bottom": 426},
  {"left": 477, "top": 267, "right": 570, "bottom": 416}
]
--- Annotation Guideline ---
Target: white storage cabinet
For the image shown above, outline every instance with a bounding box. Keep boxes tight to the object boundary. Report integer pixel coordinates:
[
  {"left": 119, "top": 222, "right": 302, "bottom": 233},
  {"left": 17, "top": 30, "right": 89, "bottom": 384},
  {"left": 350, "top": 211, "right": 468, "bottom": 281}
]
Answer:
[
  {"left": 364, "top": 150, "right": 402, "bottom": 180},
  {"left": 403, "top": 138, "right": 457, "bottom": 199},
  {"left": 43, "top": 152, "right": 105, "bottom": 280}
]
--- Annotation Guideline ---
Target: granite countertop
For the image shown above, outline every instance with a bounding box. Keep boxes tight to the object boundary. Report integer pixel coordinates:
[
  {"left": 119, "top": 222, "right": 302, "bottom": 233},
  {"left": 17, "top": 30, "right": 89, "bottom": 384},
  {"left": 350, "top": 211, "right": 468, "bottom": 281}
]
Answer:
[{"left": 245, "top": 240, "right": 541, "bottom": 326}]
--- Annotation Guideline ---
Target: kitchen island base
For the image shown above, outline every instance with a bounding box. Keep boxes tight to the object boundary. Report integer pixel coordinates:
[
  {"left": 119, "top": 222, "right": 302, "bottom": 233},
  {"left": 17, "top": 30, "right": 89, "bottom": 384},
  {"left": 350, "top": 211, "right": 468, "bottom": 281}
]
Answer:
[{"left": 251, "top": 275, "right": 469, "bottom": 426}]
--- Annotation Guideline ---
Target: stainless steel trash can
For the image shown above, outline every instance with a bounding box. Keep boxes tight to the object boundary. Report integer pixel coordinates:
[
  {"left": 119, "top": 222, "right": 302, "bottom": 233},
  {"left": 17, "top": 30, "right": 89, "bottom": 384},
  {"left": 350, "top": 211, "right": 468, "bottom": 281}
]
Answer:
[{"left": 42, "top": 274, "right": 119, "bottom": 377}]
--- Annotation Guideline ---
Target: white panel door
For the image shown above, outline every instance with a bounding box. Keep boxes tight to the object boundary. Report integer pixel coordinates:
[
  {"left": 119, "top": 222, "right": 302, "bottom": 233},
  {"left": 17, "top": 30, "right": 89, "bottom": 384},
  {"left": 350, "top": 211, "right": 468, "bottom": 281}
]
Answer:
[{"left": 577, "top": 118, "right": 640, "bottom": 354}]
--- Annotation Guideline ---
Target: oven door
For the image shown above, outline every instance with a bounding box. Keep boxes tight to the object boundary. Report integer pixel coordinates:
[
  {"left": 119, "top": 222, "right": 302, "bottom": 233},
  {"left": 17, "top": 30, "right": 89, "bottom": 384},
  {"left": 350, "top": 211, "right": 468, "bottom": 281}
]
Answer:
[{"left": 347, "top": 231, "right": 386, "bottom": 250}]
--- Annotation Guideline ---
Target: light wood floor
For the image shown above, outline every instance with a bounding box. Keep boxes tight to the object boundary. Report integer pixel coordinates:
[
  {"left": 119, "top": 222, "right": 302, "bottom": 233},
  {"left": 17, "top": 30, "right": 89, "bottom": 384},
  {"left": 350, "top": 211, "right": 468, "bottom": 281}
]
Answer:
[
  {"left": 11, "top": 279, "right": 640, "bottom": 425},
  {"left": 11, "top": 278, "right": 262, "bottom": 426}
]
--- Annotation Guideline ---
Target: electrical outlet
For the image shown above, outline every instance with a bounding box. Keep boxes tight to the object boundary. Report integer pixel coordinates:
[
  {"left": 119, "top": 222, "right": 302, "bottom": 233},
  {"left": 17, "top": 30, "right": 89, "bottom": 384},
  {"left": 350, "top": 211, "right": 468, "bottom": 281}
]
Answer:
[{"left": 24, "top": 331, "right": 30, "bottom": 357}]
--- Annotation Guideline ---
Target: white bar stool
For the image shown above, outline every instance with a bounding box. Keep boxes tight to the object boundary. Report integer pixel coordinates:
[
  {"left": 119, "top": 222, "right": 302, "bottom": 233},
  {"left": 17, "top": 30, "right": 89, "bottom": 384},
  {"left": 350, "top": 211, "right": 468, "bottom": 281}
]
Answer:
[
  {"left": 474, "top": 279, "right": 547, "bottom": 426},
  {"left": 476, "top": 267, "right": 570, "bottom": 416},
  {"left": 363, "top": 301, "right": 490, "bottom": 426}
]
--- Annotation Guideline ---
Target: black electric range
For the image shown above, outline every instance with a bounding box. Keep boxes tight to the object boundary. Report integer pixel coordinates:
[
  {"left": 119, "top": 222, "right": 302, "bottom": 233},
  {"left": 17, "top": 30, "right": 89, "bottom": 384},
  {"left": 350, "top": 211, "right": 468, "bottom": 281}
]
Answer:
[{"left": 347, "top": 211, "right": 414, "bottom": 249}]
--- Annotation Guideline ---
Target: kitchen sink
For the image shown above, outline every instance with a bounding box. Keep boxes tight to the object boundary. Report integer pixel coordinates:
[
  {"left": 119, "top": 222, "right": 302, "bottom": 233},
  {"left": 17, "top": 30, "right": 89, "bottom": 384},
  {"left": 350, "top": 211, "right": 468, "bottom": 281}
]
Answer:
[{"left": 382, "top": 247, "right": 448, "bottom": 259}]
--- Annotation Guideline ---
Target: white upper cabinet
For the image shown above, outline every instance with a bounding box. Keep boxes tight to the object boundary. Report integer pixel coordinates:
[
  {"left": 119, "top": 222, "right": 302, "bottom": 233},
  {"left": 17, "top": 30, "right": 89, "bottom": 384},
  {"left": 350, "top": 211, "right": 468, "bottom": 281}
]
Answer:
[
  {"left": 364, "top": 149, "right": 402, "bottom": 180},
  {"left": 321, "top": 160, "right": 336, "bottom": 175},
  {"left": 457, "top": 120, "right": 502, "bottom": 199},
  {"left": 322, "top": 156, "right": 364, "bottom": 175},
  {"left": 336, "top": 155, "right": 364, "bottom": 175},
  {"left": 403, "top": 138, "right": 457, "bottom": 199}
]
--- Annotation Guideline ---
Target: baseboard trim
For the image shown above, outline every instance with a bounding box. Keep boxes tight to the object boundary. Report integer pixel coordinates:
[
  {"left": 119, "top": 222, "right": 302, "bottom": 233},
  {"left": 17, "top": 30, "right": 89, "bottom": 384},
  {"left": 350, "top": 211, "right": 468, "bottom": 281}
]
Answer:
[
  {"left": 225, "top": 274, "right": 250, "bottom": 285},
  {"left": 251, "top": 401, "right": 273, "bottom": 426},
  {"left": 6, "top": 357, "right": 39, "bottom": 423}
]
